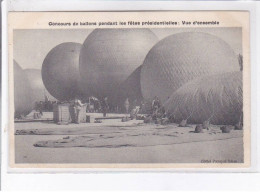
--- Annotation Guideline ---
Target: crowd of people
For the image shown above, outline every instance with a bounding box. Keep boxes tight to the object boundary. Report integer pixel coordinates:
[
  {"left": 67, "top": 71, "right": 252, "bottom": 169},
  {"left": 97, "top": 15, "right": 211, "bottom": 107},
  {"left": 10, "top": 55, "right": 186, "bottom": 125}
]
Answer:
[
  {"left": 33, "top": 95, "right": 170, "bottom": 124},
  {"left": 86, "top": 96, "right": 166, "bottom": 119},
  {"left": 33, "top": 95, "right": 243, "bottom": 132},
  {"left": 34, "top": 100, "right": 57, "bottom": 115}
]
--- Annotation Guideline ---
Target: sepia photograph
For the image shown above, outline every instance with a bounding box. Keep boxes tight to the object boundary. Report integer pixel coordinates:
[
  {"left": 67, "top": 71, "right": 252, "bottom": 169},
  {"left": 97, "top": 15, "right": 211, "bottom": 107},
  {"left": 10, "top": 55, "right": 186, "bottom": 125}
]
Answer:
[
  {"left": 8, "top": 12, "right": 250, "bottom": 168},
  {"left": 1, "top": 0, "right": 259, "bottom": 190}
]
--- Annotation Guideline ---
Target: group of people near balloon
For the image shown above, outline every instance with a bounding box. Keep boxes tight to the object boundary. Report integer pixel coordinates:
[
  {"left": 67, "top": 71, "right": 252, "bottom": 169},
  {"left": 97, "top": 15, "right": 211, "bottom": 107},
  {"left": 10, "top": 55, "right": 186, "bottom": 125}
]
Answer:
[
  {"left": 70, "top": 95, "right": 165, "bottom": 122},
  {"left": 14, "top": 28, "right": 243, "bottom": 130}
]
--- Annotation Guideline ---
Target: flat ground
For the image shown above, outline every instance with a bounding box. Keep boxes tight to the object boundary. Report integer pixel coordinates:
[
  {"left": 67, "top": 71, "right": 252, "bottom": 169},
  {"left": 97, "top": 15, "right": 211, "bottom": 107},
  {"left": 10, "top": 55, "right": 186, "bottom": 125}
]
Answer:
[{"left": 15, "top": 113, "right": 243, "bottom": 164}]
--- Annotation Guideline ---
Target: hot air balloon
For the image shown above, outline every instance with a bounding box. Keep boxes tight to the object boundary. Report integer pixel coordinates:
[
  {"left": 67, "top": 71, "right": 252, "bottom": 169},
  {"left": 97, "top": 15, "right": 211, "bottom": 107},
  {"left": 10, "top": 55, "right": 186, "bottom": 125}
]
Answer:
[
  {"left": 14, "top": 60, "right": 33, "bottom": 118},
  {"left": 140, "top": 32, "right": 240, "bottom": 103},
  {"left": 163, "top": 71, "right": 242, "bottom": 125},
  {"left": 24, "top": 69, "right": 56, "bottom": 103},
  {"left": 113, "top": 65, "right": 143, "bottom": 109},
  {"left": 42, "top": 42, "right": 82, "bottom": 101},
  {"left": 79, "top": 29, "right": 158, "bottom": 103}
]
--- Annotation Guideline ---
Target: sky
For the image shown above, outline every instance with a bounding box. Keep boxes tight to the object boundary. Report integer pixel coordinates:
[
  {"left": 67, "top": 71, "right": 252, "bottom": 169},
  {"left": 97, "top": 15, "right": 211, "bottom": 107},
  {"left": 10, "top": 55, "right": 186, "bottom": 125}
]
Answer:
[{"left": 13, "top": 27, "right": 242, "bottom": 70}]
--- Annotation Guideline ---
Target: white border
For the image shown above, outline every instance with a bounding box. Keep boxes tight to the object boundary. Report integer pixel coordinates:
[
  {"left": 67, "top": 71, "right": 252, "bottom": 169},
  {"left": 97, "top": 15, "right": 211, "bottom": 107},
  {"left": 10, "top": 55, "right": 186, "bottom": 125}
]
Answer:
[{"left": 1, "top": 0, "right": 260, "bottom": 190}]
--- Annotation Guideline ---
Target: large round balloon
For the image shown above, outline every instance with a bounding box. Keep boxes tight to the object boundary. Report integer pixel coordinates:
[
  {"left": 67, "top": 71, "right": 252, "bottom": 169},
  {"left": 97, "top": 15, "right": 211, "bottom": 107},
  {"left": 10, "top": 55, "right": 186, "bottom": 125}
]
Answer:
[
  {"left": 113, "top": 65, "right": 143, "bottom": 109},
  {"left": 42, "top": 42, "right": 82, "bottom": 101},
  {"left": 163, "top": 71, "right": 242, "bottom": 125},
  {"left": 79, "top": 28, "right": 158, "bottom": 101},
  {"left": 24, "top": 69, "right": 56, "bottom": 102},
  {"left": 141, "top": 32, "right": 240, "bottom": 103},
  {"left": 14, "top": 60, "right": 33, "bottom": 118}
]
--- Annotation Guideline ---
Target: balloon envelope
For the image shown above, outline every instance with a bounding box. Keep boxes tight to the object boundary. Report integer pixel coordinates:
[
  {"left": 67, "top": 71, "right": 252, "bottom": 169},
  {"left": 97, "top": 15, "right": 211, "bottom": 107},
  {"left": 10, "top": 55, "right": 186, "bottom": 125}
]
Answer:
[
  {"left": 14, "top": 60, "right": 33, "bottom": 117},
  {"left": 163, "top": 71, "right": 242, "bottom": 125},
  {"left": 24, "top": 69, "right": 56, "bottom": 102},
  {"left": 42, "top": 42, "right": 82, "bottom": 101},
  {"left": 79, "top": 28, "right": 158, "bottom": 102},
  {"left": 113, "top": 65, "right": 143, "bottom": 108},
  {"left": 141, "top": 32, "right": 240, "bottom": 103}
]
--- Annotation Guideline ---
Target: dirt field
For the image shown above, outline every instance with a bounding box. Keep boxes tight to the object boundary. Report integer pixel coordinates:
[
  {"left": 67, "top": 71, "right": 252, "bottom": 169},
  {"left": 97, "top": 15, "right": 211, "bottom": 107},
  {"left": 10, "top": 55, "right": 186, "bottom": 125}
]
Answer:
[{"left": 14, "top": 113, "right": 244, "bottom": 164}]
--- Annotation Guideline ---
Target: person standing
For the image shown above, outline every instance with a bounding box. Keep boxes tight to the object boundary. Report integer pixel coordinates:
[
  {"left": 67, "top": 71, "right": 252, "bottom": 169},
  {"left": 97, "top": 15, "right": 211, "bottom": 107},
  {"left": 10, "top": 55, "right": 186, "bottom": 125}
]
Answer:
[
  {"left": 124, "top": 98, "right": 130, "bottom": 114},
  {"left": 101, "top": 97, "right": 109, "bottom": 117},
  {"left": 73, "top": 98, "right": 85, "bottom": 124},
  {"left": 140, "top": 100, "right": 145, "bottom": 114},
  {"left": 152, "top": 96, "right": 161, "bottom": 113},
  {"left": 39, "top": 101, "right": 43, "bottom": 116},
  {"left": 152, "top": 96, "right": 161, "bottom": 119}
]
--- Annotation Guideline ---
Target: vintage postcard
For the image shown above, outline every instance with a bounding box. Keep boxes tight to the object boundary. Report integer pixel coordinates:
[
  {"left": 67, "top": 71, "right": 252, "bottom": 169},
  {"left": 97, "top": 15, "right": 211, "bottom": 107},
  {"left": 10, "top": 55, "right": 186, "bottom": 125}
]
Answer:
[{"left": 8, "top": 11, "right": 250, "bottom": 169}]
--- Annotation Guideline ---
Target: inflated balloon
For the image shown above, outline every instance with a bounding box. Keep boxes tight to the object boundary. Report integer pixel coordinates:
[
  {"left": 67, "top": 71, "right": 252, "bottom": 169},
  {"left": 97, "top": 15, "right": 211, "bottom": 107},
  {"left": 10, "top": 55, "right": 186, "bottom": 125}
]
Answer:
[
  {"left": 141, "top": 32, "right": 240, "bottom": 103},
  {"left": 79, "top": 29, "right": 158, "bottom": 101},
  {"left": 113, "top": 65, "right": 143, "bottom": 108},
  {"left": 24, "top": 69, "right": 56, "bottom": 102},
  {"left": 42, "top": 42, "right": 82, "bottom": 101},
  {"left": 163, "top": 71, "right": 242, "bottom": 125},
  {"left": 14, "top": 60, "right": 33, "bottom": 118}
]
